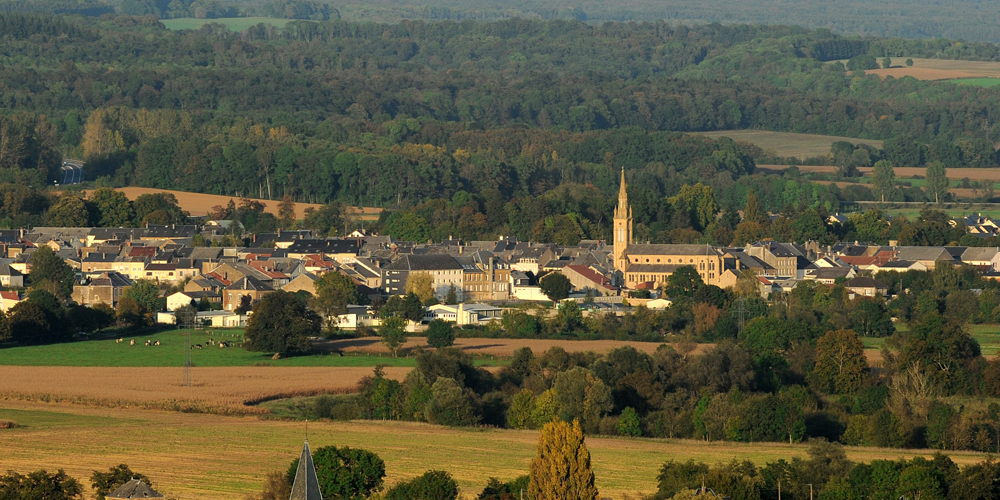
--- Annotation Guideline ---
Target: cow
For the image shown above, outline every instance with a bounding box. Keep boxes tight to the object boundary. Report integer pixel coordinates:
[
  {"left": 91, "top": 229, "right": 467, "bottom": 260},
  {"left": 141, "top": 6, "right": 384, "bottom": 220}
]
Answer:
[
  {"left": 195, "top": 344, "right": 203, "bottom": 349},
  {"left": 129, "top": 339, "right": 135, "bottom": 346},
  {"left": 115, "top": 338, "right": 123, "bottom": 344},
  {"left": 145, "top": 340, "right": 151, "bottom": 346},
  {"left": 153, "top": 340, "right": 160, "bottom": 346}
]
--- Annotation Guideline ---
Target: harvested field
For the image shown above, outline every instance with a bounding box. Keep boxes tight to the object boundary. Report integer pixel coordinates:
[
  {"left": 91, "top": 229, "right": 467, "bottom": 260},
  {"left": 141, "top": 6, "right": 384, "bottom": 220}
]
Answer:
[
  {"left": 82, "top": 187, "right": 382, "bottom": 220},
  {"left": 693, "top": 130, "right": 882, "bottom": 159},
  {"left": 0, "top": 401, "right": 993, "bottom": 500},
  {"left": 0, "top": 366, "right": 409, "bottom": 414},
  {"left": 866, "top": 58, "right": 1000, "bottom": 80},
  {"left": 319, "top": 336, "right": 704, "bottom": 356}
]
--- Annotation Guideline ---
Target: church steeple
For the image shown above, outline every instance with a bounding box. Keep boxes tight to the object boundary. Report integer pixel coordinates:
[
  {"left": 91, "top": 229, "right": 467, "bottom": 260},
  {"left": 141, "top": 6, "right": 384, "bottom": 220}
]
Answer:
[
  {"left": 289, "top": 441, "right": 323, "bottom": 500},
  {"left": 613, "top": 167, "right": 632, "bottom": 271}
]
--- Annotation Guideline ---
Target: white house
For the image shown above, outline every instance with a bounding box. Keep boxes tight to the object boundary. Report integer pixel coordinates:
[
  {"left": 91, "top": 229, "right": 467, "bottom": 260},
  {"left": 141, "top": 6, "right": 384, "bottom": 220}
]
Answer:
[{"left": 425, "top": 303, "right": 503, "bottom": 325}]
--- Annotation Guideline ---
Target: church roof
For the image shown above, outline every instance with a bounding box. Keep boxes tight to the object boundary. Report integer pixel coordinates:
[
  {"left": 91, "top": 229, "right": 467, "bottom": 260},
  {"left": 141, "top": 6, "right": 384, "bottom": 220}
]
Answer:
[
  {"left": 289, "top": 441, "right": 324, "bottom": 500},
  {"left": 106, "top": 479, "right": 163, "bottom": 499}
]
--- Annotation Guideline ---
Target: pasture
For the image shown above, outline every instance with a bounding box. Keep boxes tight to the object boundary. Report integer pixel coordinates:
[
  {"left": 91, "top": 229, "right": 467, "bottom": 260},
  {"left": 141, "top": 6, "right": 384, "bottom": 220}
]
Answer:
[
  {"left": 81, "top": 187, "right": 383, "bottom": 220},
  {"left": 693, "top": 130, "right": 882, "bottom": 159},
  {"left": 0, "top": 329, "right": 427, "bottom": 367},
  {"left": 160, "top": 17, "right": 292, "bottom": 31},
  {"left": 951, "top": 77, "right": 1000, "bottom": 88},
  {"left": 0, "top": 402, "right": 994, "bottom": 500}
]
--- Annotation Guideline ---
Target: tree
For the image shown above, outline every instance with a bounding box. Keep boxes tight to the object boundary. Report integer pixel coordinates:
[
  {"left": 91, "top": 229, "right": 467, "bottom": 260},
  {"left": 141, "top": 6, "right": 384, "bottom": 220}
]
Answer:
[
  {"left": 380, "top": 316, "right": 407, "bottom": 357},
  {"left": 906, "top": 58, "right": 914, "bottom": 66},
  {"left": 252, "top": 471, "right": 291, "bottom": 500},
  {"left": 302, "top": 202, "right": 345, "bottom": 237},
  {"left": 91, "top": 464, "right": 151, "bottom": 500},
  {"left": 0, "top": 469, "right": 82, "bottom": 500},
  {"left": 89, "top": 187, "right": 134, "bottom": 227},
  {"left": 9, "top": 301, "right": 51, "bottom": 344},
  {"left": 244, "top": 291, "right": 321, "bottom": 356},
  {"left": 811, "top": 329, "right": 868, "bottom": 394},
  {"left": 925, "top": 161, "right": 949, "bottom": 204},
  {"left": 616, "top": 407, "right": 642, "bottom": 437},
  {"left": 507, "top": 389, "right": 537, "bottom": 429},
  {"left": 528, "top": 419, "right": 598, "bottom": 500},
  {"left": 426, "top": 319, "right": 455, "bottom": 349},
  {"left": 122, "top": 279, "right": 161, "bottom": 313},
  {"left": 871, "top": 159, "right": 896, "bottom": 203},
  {"left": 882, "top": 56, "right": 892, "bottom": 69},
  {"left": 743, "top": 189, "right": 767, "bottom": 225},
  {"left": 380, "top": 293, "right": 424, "bottom": 322},
  {"left": 287, "top": 446, "right": 385, "bottom": 500},
  {"left": 540, "top": 273, "right": 572, "bottom": 302},
  {"left": 445, "top": 285, "right": 458, "bottom": 305},
  {"left": 313, "top": 271, "right": 364, "bottom": 330},
  {"left": 405, "top": 272, "right": 436, "bottom": 304},
  {"left": 29, "top": 245, "right": 75, "bottom": 299},
  {"left": 424, "top": 377, "right": 479, "bottom": 426},
  {"left": 132, "top": 192, "right": 187, "bottom": 225},
  {"left": 665, "top": 266, "right": 703, "bottom": 298},
  {"left": 278, "top": 194, "right": 297, "bottom": 229},
  {"left": 479, "top": 476, "right": 529, "bottom": 500},
  {"left": 850, "top": 298, "right": 894, "bottom": 337},
  {"left": 47, "top": 194, "right": 91, "bottom": 227},
  {"left": 116, "top": 296, "right": 148, "bottom": 329},
  {"left": 384, "top": 470, "right": 458, "bottom": 500}
]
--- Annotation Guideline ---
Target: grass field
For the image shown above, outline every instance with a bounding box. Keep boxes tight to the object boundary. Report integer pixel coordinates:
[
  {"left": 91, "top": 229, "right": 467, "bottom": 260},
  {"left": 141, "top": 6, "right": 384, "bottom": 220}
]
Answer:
[
  {"left": 693, "top": 130, "right": 882, "bottom": 159},
  {"left": 0, "top": 329, "right": 437, "bottom": 367},
  {"left": 0, "top": 402, "right": 994, "bottom": 500},
  {"left": 160, "top": 17, "right": 292, "bottom": 31}
]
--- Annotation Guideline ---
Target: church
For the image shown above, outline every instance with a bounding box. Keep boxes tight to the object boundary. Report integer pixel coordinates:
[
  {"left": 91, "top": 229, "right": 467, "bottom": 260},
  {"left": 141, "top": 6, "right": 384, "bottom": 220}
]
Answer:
[{"left": 613, "top": 168, "right": 726, "bottom": 290}]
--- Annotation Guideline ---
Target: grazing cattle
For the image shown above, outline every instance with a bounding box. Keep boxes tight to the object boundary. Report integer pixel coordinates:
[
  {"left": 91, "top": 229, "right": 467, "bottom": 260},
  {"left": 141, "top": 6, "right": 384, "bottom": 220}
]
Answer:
[
  {"left": 129, "top": 339, "right": 135, "bottom": 346},
  {"left": 153, "top": 340, "right": 160, "bottom": 346},
  {"left": 218, "top": 341, "right": 227, "bottom": 348},
  {"left": 196, "top": 344, "right": 203, "bottom": 349},
  {"left": 144, "top": 340, "right": 151, "bottom": 346},
  {"left": 115, "top": 338, "right": 123, "bottom": 344}
]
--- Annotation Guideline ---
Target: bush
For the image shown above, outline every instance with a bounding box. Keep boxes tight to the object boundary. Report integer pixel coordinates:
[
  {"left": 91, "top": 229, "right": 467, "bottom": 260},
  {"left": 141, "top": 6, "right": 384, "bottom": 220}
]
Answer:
[
  {"left": 425, "top": 319, "right": 456, "bottom": 349},
  {"left": 384, "top": 470, "right": 458, "bottom": 500},
  {"left": 287, "top": 446, "right": 385, "bottom": 500}
]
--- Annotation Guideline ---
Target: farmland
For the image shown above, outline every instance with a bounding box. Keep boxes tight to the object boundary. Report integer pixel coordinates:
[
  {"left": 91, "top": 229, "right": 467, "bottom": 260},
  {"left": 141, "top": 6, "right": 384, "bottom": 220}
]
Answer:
[
  {"left": 160, "top": 17, "right": 292, "bottom": 31},
  {"left": 0, "top": 401, "right": 993, "bottom": 500},
  {"left": 81, "top": 187, "right": 383, "bottom": 220},
  {"left": 866, "top": 58, "right": 1000, "bottom": 80},
  {"left": 693, "top": 130, "right": 882, "bottom": 159}
]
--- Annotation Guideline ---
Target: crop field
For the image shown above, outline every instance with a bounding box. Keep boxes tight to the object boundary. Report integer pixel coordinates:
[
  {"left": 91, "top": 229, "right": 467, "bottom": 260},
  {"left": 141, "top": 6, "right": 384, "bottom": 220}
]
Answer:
[
  {"left": 0, "top": 402, "right": 994, "bottom": 500},
  {"left": 0, "top": 365, "right": 409, "bottom": 414},
  {"left": 693, "top": 130, "right": 882, "bottom": 159},
  {"left": 81, "top": 187, "right": 383, "bottom": 220},
  {"left": 160, "top": 17, "right": 292, "bottom": 31},
  {"left": 321, "top": 336, "right": 686, "bottom": 357},
  {"left": 866, "top": 58, "right": 1000, "bottom": 80}
]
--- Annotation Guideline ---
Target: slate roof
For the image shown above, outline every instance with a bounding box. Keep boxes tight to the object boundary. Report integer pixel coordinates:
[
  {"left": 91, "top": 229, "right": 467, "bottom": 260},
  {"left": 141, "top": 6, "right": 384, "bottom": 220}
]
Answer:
[
  {"left": 895, "top": 246, "right": 953, "bottom": 262},
  {"left": 383, "top": 254, "right": 462, "bottom": 271},
  {"left": 106, "top": 479, "right": 163, "bottom": 500},
  {"left": 845, "top": 276, "right": 886, "bottom": 289},
  {"left": 225, "top": 275, "right": 273, "bottom": 291},
  {"left": 624, "top": 244, "right": 720, "bottom": 256},
  {"left": 286, "top": 239, "right": 360, "bottom": 255},
  {"left": 289, "top": 441, "right": 323, "bottom": 500},
  {"left": 962, "top": 247, "right": 1000, "bottom": 262}
]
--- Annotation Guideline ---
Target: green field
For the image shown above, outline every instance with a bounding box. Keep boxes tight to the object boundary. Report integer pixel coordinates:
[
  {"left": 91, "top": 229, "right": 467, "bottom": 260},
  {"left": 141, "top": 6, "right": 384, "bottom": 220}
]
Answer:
[
  {"left": 863, "top": 325, "right": 1000, "bottom": 356},
  {"left": 0, "top": 329, "right": 500, "bottom": 367},
  {"left": 693, "top": 130, "right": 883, "bottom": 159},
  {"left": 160, "top": 17, "right": 292, "bottom": 31},
  {"left": 949, "top": 78, "right": 1000, "bottom": 88}
]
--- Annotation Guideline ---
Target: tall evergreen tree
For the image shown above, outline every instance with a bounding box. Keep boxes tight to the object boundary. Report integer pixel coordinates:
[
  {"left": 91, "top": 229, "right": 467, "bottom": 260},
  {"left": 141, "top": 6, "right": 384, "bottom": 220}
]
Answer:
[
  {"left": 743, "top": 189, "right": 767, "bottom": 225},
  {"left": 528, "top": 420, "right": 598, "bottom": 500}
]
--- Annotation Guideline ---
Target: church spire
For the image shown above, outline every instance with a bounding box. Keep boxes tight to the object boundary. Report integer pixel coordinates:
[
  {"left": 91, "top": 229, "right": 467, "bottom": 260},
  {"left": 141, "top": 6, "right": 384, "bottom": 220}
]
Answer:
[
  {"left": 616, "top": 166, "right": 629, "bottom": 216},
  {"left": 289, "top": 441, "right": 323, "bottom": 500},
  {"left": 613, "top": 166, "right": 632, "bottom": 271}
]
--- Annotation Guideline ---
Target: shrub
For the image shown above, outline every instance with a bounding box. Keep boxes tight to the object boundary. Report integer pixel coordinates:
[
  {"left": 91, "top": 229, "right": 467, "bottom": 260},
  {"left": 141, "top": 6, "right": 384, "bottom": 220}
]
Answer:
[{"left": 384, "top": 470, "right": 458, "bottom": 500}]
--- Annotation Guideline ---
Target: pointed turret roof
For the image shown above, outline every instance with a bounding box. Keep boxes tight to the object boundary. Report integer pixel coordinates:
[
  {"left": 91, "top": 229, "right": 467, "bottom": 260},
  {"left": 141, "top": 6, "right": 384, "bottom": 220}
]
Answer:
[
  {"left": 289, "top": 441, "right": 323, "bottom": 500},
  {"left": 106, "top": 479, "right": 163, "bottom": 500},
  {"left": 615, "top": 166, "right": 631, "bottom": 219}
]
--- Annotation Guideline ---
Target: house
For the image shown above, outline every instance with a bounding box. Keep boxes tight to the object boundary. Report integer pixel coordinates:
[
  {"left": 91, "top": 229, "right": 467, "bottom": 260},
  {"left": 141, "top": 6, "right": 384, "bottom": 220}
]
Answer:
[
  {"left": 960, "top": 247, "right": 1000, "bottom": 270},
  {"left": 893, "top": 246, "right": 955, "bottom": 270},
  {"left": 222, "top": 276, "right": 273, "bottom": 311},
  {"left": 745, "top": 242, "right": 804, "bottom": 278},
  {"left": 286, "top": 239, "right": 361, "bottom": 263},
  {"left": 620, "top": 244, "right": 725, "bottom": 289},
  {"left": 804, "top": 267, "right": 857, "bottom": 284},
  {"left": 874, "top": 260, "right": 928, "bottom": 272},
  {"left": 425, "top": 303, "right": 503, "bottom": 325},
  {"left": 459, "top": 251, "right": 512, "bottom": 302},
  {"left": 844, "top": 276, "right": 888, "bottom": 297},
  {"left": 334, "top": 305, "right": 376, "bottom": 329},
  {"left": 166, "top": 290, "right": 221, "bottom": 311},
  {"left": 282, "top": 273, "right": 319, "bottom": 295},
  {"left": 382, "top": 254, "right": 464, "bottom": 301},
  {"left": 105, "top": 479, "right": 163, "bottom": 500},
  {"left": 0, "top": 291, "right": 20, "bottom": 312},
  {"left": 561, "top": 265, "right": 616, "bottom": 296},
  {"left": 71, "top": 271, "right": 132, "bottom": 307},
  {"left": 0, "top": 264, "right": 24, "bottom": 288}
]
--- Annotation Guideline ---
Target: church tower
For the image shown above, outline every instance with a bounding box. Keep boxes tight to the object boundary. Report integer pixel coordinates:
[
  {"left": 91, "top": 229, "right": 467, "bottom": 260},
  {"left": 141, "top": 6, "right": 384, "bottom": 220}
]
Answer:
[
  {"left": 613, "top": 167, "right": 632, "bottom": 271},
  {"left": 289, "top": 440, "right": 323, "bottom": 500}
]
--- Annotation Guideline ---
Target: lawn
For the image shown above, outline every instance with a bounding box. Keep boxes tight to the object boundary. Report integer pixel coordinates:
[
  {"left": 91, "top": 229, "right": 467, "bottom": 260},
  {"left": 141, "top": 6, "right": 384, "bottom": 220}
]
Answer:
[
  {"left": 0, "top": 329, "right": 499, "bottom": 367},
  {"left": 0, "top": 402, "right": 993, "bottom": 500},
  {"left": 160, "top": 17, "right": 292, "bottom": 31},
  {"left": 949, "top": 77, "right": 1000, "bottom": 88}
]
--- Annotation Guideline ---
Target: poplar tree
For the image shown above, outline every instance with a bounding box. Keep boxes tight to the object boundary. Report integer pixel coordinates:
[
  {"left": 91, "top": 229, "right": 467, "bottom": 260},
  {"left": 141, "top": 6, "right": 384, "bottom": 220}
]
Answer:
[
  {"left": 528, "top": 420, "right": 598, "bottom": 500},
  {"left": 871, "top": 160, "right": 896, "bottom": 203},
  {"left": 743, "top": 189, "right": 767, "bottom": 225},
  {"left": 925, "top": 161, "right": 949, "bottom": 204}
]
